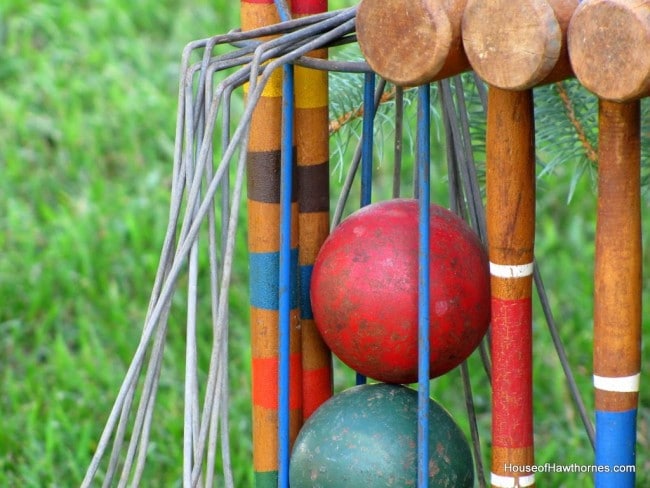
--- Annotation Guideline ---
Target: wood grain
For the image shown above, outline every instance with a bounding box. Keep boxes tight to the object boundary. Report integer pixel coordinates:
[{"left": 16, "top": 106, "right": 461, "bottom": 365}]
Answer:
[
  {"left": 568, "top": 0, "right": 650, "bottom": 101},
  {"left": 357, "top": 0, "right": 469, "bottom": 86},
  {"left": 463, "top": 0, "right": 577, "bottom": 89}
]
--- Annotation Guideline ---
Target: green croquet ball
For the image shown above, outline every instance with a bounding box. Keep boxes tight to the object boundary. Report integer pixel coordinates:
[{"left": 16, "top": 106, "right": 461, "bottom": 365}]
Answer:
[{"left": 290, "top": 383, "right": 474, "bottom": 487}]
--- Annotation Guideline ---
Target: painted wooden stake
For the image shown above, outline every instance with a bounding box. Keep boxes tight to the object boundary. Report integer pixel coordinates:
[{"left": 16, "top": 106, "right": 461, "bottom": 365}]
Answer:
[
  {"left": 568, "top": 2, "right": 644, "bottom": 485},
  {"left": 486, "top": 87, "right": 536, "bottom": 488},
  {"left": 356, "top": 0, "right": 469, "bottom": 86},
  {"left": 241, "top": 2, "right": 302, "bottom": 486},
  {"left": 463, "top": 0, "right": 577, "bottom": 90},
  {"left": 291, "top": 0, "right": 333, "bottom": 421}
]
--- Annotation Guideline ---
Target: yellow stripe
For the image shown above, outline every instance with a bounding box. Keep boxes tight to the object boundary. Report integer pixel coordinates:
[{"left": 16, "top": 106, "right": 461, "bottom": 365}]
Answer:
[
  {"left": 244, "top": 65, "right": 284, "bottom": 98},
  {"left": 295, "top": 65, "right": 328, "bottom": 109}
]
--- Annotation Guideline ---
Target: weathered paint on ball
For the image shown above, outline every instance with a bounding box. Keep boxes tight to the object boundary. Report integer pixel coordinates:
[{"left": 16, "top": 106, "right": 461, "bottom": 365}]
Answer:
[
  {"left": 311, "top": 198, "right": 490, "bottom": 384},
  {"left": 289, "top": 383, "right": 474, "bottom": 487}
]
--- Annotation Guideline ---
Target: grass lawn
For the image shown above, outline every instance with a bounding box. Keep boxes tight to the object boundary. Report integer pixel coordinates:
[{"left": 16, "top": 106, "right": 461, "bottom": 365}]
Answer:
[{"left": 1, "top": 1, "right": 648, "bottom": 486}]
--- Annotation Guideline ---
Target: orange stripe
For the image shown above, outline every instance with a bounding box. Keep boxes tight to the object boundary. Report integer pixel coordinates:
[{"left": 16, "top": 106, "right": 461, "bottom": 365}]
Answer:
[
  {"left": 248, "top": 201, "right": 299, "bottom": 253},
  {"left": 247, "top": 96, "right": 283, "bottom": 152},
  {"left": 252, "top": 405, "right": 304, "bottom": 472},
  {"left": 252, "top": 354, "right": 303, "bottom": 410},
  {"left": 296, "top": 106, "right": 329, "bottom": 165},
  {"left": 252, "top": 405, "right": 278, "bottom": 472},
  {"left": 251, "top": 307, "right": 301, "bottom": 357},
  {"left": 241, "top": 2, "right": 282, "bottom": 33},
  {"left": 298, "top": 212, "right": 329, "bottom": 265}
]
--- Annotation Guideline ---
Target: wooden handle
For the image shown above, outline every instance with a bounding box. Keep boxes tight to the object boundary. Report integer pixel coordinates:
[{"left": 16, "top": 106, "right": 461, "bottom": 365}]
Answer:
[
  {"left": 568, "top": 0, "right": 650, "bottom": 101},
  {"left": 462, "top": 0, "right": 577, "bottom": 89},
  {"left": 357, "top": 0, "right": 469, "bottom": 86},
  {"left": 593, "top": 100, "right": 641, "bottom": 486},
  {"left": 486, "top": 87, "right": 537, "bottom": 487}
]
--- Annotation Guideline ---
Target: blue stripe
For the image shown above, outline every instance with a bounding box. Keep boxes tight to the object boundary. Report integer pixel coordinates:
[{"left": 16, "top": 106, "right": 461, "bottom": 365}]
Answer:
[
  {"left": 249, "top": 249, "right": 299, "bottom": 310},
  {"left": 299, "top": 265, "right": 314, "bottom": 319},
  {"left": 595, "top": 409, "right": 637, "bottom": 487}
]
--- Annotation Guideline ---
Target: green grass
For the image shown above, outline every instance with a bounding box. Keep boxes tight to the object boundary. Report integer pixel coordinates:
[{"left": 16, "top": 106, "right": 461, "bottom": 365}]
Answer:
[{"left": 1, "top": 1, "right": 649, "bottom": 487}]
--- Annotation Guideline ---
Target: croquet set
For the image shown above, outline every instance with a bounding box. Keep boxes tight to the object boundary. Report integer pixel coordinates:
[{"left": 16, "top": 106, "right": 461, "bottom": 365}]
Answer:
[{"left": 83, "top": 1, "right": 644, "bottom": 487}]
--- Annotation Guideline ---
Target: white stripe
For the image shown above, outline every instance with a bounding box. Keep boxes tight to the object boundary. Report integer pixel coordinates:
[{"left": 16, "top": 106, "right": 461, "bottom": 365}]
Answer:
[
  {"left": 489, "top": 262, "right": 534, "bottom": 279},
  {"left": 593, "top": 373, "right": 640, "bottom": 393},
  {"left": 491, "top": 472, "right": 536, "bottom": 487}
]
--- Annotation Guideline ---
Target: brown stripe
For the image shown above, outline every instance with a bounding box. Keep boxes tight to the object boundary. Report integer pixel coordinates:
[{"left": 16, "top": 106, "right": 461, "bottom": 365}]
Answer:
[
  {"left": 248, "top": 96, "right": 282, "bottom": 152},
  {"left": 490, "top": 276, "right": 533, "bottom": 301},
  {"left": 296, "top": 106, "right": 329, "bottom": 164},
  {"left": 248, "top": 201, "right": 299, "bottom": 252},
  {"left": 595, "top": 390, "right": 639, "bottom": 412},
  {"left": 247, "top": 150, "right": 297, "bottom": 203},
  {"left": 251, "top": 307, "right": 301, "bottom": 358},
  {"left": 297, "top": 162, "right": 329, "bottom": 213},
  {"left": 298, "top": 212, "right": 329, "bottom": 265},
  {"left": 491, "top": 445, "right": 535, "bottom": 478}
]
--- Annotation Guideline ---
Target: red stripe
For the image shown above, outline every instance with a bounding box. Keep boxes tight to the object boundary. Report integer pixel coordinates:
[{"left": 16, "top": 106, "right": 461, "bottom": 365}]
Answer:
[
  {"left": 252, "top": 354, "right": 303, "bottom": 410},
  {"left": 491, "top": 297, "right": 534, "bottom": 448},
  {"left": 242, "top": 0, "right": 275, "bottom": 4},
  {"left": 292, "top": 0, "right": 327, "bottom": 14},
  {"left": 302, "top": 367, "right": 332, "bottom": 419}
]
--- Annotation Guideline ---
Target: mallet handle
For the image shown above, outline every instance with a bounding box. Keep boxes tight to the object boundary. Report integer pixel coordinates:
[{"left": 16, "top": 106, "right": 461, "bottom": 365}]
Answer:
[
  {"left": 486, "top": 87, "right": 537, "bottom": 488},
  {"left": 593, "top": 100, "right": 641, "bottom": 487}
]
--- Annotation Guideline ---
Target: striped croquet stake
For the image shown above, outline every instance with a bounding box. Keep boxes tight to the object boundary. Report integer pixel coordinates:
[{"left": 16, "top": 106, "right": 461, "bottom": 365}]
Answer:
[
  {"left": 241, "top": 2, "right": 302, "bottom": 486},
  {"left": 486, "top": 87, "right": 536, "bottom": 488},
  {"left": 291, "top": 0, "right": 333, "bottom": 421},
  {"left": 568, "top": 2, "right": 644, "bottom": 484}
]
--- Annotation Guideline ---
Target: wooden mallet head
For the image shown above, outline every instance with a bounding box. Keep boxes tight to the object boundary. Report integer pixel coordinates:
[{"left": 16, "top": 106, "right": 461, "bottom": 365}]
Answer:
[
  {"left": 568, "top": 0, "right": 650, "bottom": 102},
  {"left": 356, "top": 0, "right": 469, "bottom": 86},
  {"left": 462, "top": 0, "right": 578, "bottom": 90}
]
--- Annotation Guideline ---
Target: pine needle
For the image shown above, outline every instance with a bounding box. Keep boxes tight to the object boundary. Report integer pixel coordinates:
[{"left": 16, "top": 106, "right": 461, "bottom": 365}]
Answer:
[
  {"left": 329, "top": 85, "right": 401, "bottom": 135},
  {"left": 555, "top": 81, "right": 598, "bottom": 165}
]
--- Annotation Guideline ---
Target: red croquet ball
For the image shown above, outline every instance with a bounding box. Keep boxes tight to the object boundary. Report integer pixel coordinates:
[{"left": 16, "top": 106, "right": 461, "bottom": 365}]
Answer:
[{"left": 311, "top": 198, "right": 490, "bottom": 384}]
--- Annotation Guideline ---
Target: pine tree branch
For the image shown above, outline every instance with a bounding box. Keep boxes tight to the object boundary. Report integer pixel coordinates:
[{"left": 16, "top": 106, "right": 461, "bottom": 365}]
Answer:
[
  {"left": 329, "top": 85, "right": 401, "bottom": 135},
  {"left": 555, "top": 81, "right": 598, "bottom": 165}
]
